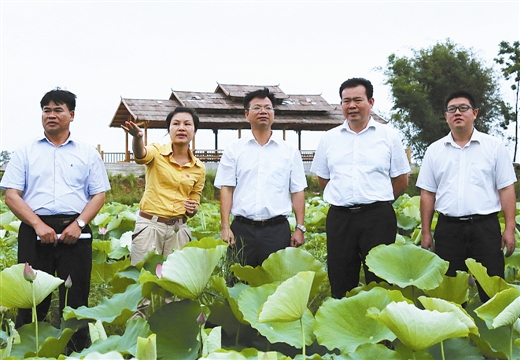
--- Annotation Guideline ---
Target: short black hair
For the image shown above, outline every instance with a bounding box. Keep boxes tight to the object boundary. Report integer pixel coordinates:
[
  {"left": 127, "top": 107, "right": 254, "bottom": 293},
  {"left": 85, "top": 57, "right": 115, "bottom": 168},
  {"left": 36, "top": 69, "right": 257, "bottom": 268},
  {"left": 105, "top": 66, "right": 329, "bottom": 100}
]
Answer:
[
  {"left": 244, "top": 87, "right": 276, "bottom": 110},
  {"left": 339, "top": 78, "right": 373, "bottom": 99},
  {"left": 40, "top": 88, "right": 77, "bottom": 111},
  {"left": 166, "top": 106, "right": 200, "bottom": 131},
  {"left": 444, "top": 90, "right": 477, "bottom": 110}
]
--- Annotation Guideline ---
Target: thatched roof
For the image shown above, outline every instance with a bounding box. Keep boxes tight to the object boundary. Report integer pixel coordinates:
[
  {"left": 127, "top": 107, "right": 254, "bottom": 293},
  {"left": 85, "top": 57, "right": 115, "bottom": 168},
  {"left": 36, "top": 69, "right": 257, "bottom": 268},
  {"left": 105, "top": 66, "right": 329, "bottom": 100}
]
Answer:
[{"left": 109, "top": 83, "right": 387, "bottom": 131}]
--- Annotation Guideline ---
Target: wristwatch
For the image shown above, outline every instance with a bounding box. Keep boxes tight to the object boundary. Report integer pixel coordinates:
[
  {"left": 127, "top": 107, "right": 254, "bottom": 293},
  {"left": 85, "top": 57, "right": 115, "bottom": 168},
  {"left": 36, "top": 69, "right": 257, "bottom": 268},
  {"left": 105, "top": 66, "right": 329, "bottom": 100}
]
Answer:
[
  {"left": 76, "top": 218, "right": 86, "bottom": 230},
  {"left": 295, "top": 224, "right": 306, "bottom": 233}
]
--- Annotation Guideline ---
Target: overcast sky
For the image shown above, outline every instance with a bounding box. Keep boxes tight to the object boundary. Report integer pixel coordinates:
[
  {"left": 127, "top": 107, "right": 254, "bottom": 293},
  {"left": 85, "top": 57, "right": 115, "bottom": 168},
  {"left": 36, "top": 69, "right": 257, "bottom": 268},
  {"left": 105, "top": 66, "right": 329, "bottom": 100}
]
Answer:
[{"left": 1, "top": 1, "right": 518, "bottom": 155}]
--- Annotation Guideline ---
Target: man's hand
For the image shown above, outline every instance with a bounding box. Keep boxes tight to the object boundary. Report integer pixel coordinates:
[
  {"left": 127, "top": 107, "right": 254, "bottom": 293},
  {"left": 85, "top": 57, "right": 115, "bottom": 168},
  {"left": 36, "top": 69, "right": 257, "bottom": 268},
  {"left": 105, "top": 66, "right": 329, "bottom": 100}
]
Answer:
[
  {"left": 221, "top": 226, "right": 235, "bottom": 247},
  {"left": 502, "top": 230, "right": 516, "bottom": 257},
  {"left": 291, "top": 229, "right": 304, "bottom": 247},
  {"left": 59, "top": 221, "right": 82, "bottom": 245},
  {"left": 34, "top": 222, "right": 58, "bottom": 245},
  {"left": 421, "top": 232, "right": 435, "bottom": 252}
]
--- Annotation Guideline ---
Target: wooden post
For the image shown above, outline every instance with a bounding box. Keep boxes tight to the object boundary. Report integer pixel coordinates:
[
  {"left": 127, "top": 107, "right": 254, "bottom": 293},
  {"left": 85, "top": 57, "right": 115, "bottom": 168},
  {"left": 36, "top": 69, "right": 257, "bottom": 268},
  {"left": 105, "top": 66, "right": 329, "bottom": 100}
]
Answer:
[{"left": 214, "top": 129, "right": 218, "bottom": 149}]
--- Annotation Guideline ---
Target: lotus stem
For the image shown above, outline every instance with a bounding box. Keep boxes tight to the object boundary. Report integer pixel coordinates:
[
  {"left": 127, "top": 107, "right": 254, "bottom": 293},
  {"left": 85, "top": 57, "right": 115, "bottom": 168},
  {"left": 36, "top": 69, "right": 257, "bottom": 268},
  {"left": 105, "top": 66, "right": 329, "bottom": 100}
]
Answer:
[
  {"left": 300, "top": 317, "right": 306, "bottom": 359},
  {"left": 441, "top": 340, "right": 445, "bottom": 360},
  {"left": 235, "top": 324, "right": 240, "bottom": 347},
  {"left": 510, "top": 325, "right": 514, "bottom": 360},
  {"left": 31, "top": 282, "right": 39, "bottom": 356}
]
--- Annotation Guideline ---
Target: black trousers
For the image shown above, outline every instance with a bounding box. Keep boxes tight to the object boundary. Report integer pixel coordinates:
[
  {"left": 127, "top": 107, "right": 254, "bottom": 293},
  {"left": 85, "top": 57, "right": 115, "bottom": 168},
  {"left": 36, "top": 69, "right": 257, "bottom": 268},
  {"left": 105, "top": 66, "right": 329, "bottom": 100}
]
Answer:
[
  {"left": 434, "top": 213, "right": 503, "bottom": 302},
  {"left": 17, "top": 215, "right": 92, "bottom": 351},
  {"left": 230, "top": 218, "right": 291, "bottom": 267},
  {"left": 326, "top": 203, "right": 397, "bottom": 298}
]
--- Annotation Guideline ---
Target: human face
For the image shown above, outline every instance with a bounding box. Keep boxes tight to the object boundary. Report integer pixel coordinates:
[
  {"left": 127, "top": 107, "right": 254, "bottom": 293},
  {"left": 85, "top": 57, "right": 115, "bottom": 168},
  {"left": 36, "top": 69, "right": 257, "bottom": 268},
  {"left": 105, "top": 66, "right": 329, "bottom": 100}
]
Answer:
[
  {"left": 340, "top": 85, "right": 374, "bottom": 131},
  {"left": 169, "top": 112, "right": 196, "bottom": 145},
  {"left": 41, "top": 101, "right": 74, "bottom": 136},
  {"left": 444, "top": 97, "right": 478, "bottom": 133},
  {"left": 245, "top": 97, "right": 275, "bottom": 130}
]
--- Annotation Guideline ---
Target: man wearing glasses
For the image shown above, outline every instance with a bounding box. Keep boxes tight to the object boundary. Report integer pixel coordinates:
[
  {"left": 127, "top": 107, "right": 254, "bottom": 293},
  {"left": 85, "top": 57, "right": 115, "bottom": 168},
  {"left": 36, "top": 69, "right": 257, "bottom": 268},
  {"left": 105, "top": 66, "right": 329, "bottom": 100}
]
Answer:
[
  {"left": 215, "top": 87, "right": 307, "bottom": 267},
  {"left": 417, "top": 90, "right": 516, "bottom": 301}
]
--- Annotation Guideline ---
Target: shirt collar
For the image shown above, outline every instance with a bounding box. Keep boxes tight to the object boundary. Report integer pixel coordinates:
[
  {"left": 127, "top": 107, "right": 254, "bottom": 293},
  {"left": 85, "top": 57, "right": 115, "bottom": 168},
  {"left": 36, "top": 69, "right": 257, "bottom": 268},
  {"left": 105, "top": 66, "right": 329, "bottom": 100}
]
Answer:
[
  {"left": 244, "top": 132, "right": 283, "bottom": 146},
  {"left": 159, "top": 142, "right": 203, "bottom": 168},
  {"left": 444, "top": 127, "right": 481, "bottom": 146},
  {"left": 38, "top": 132, "right": 74, "bottom": 147},
  {"left": 340, "top": 117, "right": 378, "bottom": 133}
]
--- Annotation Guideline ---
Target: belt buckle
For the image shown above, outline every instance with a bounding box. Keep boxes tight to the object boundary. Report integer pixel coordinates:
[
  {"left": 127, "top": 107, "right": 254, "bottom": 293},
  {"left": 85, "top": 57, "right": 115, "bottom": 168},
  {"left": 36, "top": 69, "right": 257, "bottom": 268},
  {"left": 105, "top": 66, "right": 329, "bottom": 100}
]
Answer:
[
  {"left": 350, "top": 206, "right": 361, "bottom": 213},
  {"left": 459, "top": 217, "right": 471, "bottom": 222}
]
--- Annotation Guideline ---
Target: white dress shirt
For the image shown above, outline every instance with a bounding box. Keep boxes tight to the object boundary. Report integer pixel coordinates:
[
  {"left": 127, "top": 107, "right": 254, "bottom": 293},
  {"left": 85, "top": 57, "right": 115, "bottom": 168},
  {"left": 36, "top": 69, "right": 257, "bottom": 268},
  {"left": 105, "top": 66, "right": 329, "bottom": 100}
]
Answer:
[
  {"left": 214, "top": 133, "right": 307, "bottom": 220},
  {"left": 416, "top": 129, "right": 516, "bottom": 216},
  {"left": 311, "top": 118, "right": 410, "bottom": 206},
  {"left": 0, "top": 134, "right": 111, "bottom": 215}
]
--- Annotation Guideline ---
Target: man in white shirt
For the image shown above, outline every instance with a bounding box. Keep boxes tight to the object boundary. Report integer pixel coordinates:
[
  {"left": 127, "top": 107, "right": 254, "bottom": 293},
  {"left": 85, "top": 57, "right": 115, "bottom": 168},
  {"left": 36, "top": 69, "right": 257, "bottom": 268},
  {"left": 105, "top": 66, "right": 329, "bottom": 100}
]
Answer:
[
  {"left": 417, "top": 90, "right": 516, "bottom": 301},
  {"left": 214, "top": 88, "right": 307, "bottom": 267},
  {"left": 1, "top": 88, "right": 110, "bottom": 351},
  {"left": 311, "top": 78, "right": 410, "bottom": 298}
]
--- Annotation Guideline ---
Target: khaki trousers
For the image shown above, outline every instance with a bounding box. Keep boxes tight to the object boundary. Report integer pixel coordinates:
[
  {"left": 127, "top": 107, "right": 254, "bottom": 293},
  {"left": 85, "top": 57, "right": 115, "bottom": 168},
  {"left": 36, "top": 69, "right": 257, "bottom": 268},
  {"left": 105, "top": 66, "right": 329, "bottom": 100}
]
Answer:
[{"left": 130, "top": 213, "right": 191, "bottom": 265}]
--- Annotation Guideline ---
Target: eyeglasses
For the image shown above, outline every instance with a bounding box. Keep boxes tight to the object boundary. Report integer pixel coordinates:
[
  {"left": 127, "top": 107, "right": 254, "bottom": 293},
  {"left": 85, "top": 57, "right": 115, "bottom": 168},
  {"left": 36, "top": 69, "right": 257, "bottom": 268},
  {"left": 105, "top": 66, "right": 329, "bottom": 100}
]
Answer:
[
  {"left": 248, "top": 105, "right": 275, "bottom": 112},
  {"left": 446, "top": 105, "right": 475, "bottom": 113}
]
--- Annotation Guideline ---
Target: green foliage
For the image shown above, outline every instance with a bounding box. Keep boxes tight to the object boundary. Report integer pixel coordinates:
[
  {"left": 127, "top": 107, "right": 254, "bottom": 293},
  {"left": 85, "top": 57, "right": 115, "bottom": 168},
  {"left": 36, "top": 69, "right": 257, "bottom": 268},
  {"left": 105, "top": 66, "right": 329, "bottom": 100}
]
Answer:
[
  {"left": 105, "top": 173, "right": 145, "bottom": 205},
  {"left": 384, "top": 39, "right": 509, "bottom": 159}
]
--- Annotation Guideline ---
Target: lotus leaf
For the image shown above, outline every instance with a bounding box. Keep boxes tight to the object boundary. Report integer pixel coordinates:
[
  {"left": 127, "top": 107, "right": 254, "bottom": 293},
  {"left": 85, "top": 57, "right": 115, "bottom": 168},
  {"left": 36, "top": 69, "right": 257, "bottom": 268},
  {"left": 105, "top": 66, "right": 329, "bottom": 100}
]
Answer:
[
  {"left": 344, "top": 343, "right": 400, "bottom": 359},
  {"left": 238, "top": 283, "right": 315, "bottom": 348},
  {"left": 136, "top": 333, "right": 156, "bottom": 360},
  {"left": 0, "top": 263, "right": 64, "bottom": 309},
  {"left": 418, "top": 296, "right": 478, "bottom": 335},
  {"left": 63, "top": 283, "right": 142, "bottom": 325},
  {"left": 232, "top": 247, "right": 326, "bottom": 297},
  {"left": 474, "top": 287, "right": 520, "bottom": 329},
  {"left": 314, "top": 287, "right": 404, "bottom": 353},
  {"left": 259, "top": 271, "right": 314, "bottom": 323},
  {"left": 423, "top": 271, "right": 469, "bottom": 304},
  {"left": 365, "top": 243, "right": 448, "bottom": 290},
  {"left": 367, "top": 301, "right": 470, "bottom": 351},
  {"left": 158, "top": 242, "right": 227, "bottom": 299},
  {"left": 466, "top": 258, "right": 513, "bottom": 299},
  {"left": 72, "top": 319, "right": 150, "bottom": 358}
]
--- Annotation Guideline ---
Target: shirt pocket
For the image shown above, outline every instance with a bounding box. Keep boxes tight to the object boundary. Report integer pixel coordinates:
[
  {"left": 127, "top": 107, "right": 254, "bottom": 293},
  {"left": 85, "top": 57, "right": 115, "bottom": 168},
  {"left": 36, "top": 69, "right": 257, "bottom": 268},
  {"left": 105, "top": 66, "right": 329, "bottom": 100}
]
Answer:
[
  {"left": 64, "top": 162, "right": 88, "bottom": 188},
  {"left": 268, "top": 161, "right": 289, "bottom": 188},
  {"left": 470, "top": 161, "right": 493, "bottom": 188}
]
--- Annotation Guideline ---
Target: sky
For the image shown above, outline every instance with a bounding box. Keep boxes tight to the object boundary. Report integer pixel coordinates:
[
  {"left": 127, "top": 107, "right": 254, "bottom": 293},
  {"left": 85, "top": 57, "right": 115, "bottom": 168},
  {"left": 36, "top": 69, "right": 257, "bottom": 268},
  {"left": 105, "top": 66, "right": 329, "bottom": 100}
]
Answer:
[{"left": 1, "top": 1, "right": 519, "bottom": 156}]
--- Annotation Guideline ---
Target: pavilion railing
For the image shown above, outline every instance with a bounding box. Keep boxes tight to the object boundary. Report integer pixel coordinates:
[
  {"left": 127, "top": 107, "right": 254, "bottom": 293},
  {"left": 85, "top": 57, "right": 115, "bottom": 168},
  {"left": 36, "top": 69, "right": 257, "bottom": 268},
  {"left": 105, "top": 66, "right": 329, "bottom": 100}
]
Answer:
[{"left": 100, "top": 150, "right": 316, "bottom": 163}]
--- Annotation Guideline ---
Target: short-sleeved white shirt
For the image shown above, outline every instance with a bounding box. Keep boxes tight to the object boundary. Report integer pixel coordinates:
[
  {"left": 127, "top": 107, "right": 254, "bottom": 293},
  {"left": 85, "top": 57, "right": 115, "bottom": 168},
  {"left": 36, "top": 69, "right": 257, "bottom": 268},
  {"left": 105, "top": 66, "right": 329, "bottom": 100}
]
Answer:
[
  {"left": 310, "top": 118, "right": 411, "bottom": 206},
  {"left": 214, "top": 133, "right": 307, "bottom": 220},
  {"left": 0, "top": 134, "right": 111, "bottom": 215},
  {"left": 416, "top": 129, "right": 516, "bottom": 216}
]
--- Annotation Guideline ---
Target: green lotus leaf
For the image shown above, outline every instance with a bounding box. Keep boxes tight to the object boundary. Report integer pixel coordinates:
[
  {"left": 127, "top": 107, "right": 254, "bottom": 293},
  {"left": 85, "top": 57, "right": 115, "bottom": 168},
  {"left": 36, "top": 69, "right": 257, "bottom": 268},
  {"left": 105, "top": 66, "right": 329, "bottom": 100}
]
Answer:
[
  {"left": 0, "top": 263, "right": 64, "bottom": 309},
  {"left": 83, "top": 351, "right": 125, "bottom": 359},
  {"left": 209, "top": 276, "right": 248, "bottom": 324},
  {"left": 238, "top": 283, "right": 315, "bottom": 348},
  {"left": 158, "top": 243, "right": 227, "bottom": 299},
  {"left": 89, "top": 319, "right": 108, "bottom": 344},
  {"left": 423, "top": 271, "right": 469, "bottom": 304},
  {"left": 418, "top": 296, "right": 478, "bottom": 335},
  {"left": 474, "top": 287, "right": 520, "bottom": 329},
  {"left": 92, "top": 212, "right": 111, "bottom": 227},
  {"left": 10, "top": 320, "right": 78, "bottom": 358},
  {"left": 470, "top": 315, "right": 512, "bottom": 359},
  {"left": 232, "top": 247, "right": 326, "bottom": 297},
  {"left": 0, "top": 211, "right": 15, "bottom": 227},
  {"left": 148, "top": 299, "right": 201, "bottom": 360},
  {"left": 465, "top": 258, "right": 512, "bottom": 299},
  {"left": 314, "top": 287, "right": 405, "bottom": 353},
  {"left": 344, "top": 343, "right": 401, "bottom": 359},
  {"left": 259, "top": 271, "right": 314, "bottom": 323},
  {"left": 183, "top": 237, "right": 227, "bottom": 249},
  {"left": 63, "top": 283, "right": 142, "bottom": 325},
  {"left": 72, "top": 319, "right": 150, "bottom": 358},
  {"left": 201, "top": 348, "right": 286, "bottom": 359},
  {"left": 368, "top": 301, "right": 470, "bottom": 351},
  {"left": 428, "top": 337, "right": 483, "bottom": 360},
  {"left": 136, "top": 333, "right": 156, "bottom": 360},
  {"left": 202, "top": 326, "right": 221, "bottom": 357},
  {"left": 365, "top": 243, "right": 448, "bottom": 290}
]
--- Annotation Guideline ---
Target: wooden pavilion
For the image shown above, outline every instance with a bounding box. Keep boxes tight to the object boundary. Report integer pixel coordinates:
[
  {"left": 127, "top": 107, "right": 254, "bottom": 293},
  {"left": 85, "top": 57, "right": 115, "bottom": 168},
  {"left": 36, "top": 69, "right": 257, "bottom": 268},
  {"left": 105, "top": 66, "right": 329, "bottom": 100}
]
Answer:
[{"left": 109, "top": 83, "right": 386, "bottom": 162}]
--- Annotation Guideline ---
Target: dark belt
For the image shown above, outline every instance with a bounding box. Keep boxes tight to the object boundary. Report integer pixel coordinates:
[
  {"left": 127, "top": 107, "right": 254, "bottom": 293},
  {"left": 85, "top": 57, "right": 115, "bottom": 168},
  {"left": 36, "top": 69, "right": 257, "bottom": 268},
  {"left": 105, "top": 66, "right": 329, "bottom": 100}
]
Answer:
[
  {"left": 38, "top": 214, "right": 78, "bottom": 226},
  {"left": 139, "top": 210, "right": 186, "bottom": 225},
  {"left": 234, "top": 215, "right": 288, "bottom": 227},
  {"left": 438, "top": 212, "right": 497, "bottom": 223},
  {"left": 330, "top": 201, "right": 391, "bottom": 213}
]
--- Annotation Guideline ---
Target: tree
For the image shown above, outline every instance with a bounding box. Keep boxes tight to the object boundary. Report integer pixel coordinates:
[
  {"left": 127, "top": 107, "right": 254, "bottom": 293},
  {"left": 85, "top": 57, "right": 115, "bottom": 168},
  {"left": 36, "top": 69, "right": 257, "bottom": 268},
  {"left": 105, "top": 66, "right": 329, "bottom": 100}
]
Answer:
[
  {"left": 495, "top": 40, "right": 520, "bottom": 162},
  {"left": 0, "top": 150, "right": 11, "bottom": 167},
  {"left": 383, "top": 39, "right": 510, "bottom": 160}
]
